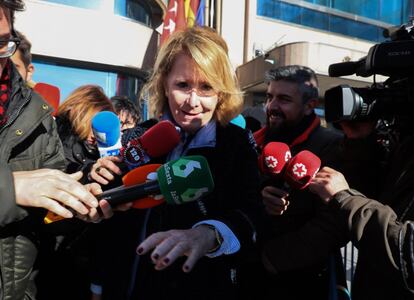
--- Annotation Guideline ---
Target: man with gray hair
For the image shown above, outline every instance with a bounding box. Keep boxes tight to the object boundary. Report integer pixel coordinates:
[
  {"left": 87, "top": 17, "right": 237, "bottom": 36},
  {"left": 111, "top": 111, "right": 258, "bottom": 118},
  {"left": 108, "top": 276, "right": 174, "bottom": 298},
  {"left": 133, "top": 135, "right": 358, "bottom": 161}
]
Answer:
[{"left": 240, "top": 65, "right": 348, "bottom": 299}]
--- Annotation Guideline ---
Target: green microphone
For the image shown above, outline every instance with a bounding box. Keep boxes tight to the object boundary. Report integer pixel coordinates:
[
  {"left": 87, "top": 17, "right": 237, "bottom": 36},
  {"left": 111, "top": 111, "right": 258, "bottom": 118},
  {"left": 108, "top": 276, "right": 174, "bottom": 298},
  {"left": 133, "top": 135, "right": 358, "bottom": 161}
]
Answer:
[{"left": 99, "top": 155, "right": 215, "bottom": 208}]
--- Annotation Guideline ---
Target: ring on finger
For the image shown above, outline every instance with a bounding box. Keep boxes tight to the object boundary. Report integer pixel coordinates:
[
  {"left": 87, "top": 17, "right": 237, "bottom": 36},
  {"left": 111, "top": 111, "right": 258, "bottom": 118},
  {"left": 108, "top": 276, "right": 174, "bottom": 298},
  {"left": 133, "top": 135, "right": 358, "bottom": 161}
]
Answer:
[{"left": 96, "top": 166, "right": 102, "bottom": 173}]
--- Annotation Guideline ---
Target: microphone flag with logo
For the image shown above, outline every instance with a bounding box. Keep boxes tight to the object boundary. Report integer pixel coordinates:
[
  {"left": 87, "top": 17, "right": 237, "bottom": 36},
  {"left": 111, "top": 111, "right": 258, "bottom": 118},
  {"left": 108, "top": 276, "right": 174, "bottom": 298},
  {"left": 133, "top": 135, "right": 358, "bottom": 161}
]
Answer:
[
  {"left": 259, "top": 142, "right": 291, "bottom": 176},
  {"left": 99, "top": 155, "right": 214, "bottom": 207},
  {"left": 91, "top": 111, "right": 122, "bottom": 157},
  {"left": 44, "top": 155, "right": 214, "bottom": 224},
  {"left": 120, "top": 120, "right": 180, "bottom": 169},
  {"left": 284, "top": 150, "right": 321, "bottom": 190}
]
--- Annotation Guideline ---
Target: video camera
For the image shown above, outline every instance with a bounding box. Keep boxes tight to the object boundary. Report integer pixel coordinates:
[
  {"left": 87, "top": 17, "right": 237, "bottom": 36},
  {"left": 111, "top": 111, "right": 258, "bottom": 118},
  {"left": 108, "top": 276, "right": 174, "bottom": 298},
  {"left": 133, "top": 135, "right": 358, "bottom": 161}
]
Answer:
[{"left": 324, "top": 19, "right": 414, "bottom": 123}]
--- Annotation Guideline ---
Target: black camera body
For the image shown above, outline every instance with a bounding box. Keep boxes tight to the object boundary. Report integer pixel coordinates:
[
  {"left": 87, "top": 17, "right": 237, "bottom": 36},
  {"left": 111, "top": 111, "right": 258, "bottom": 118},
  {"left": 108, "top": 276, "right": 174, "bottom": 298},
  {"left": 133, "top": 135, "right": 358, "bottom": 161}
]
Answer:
[{"left": 324, "top": 20, "right": 414, "bottom": 123}]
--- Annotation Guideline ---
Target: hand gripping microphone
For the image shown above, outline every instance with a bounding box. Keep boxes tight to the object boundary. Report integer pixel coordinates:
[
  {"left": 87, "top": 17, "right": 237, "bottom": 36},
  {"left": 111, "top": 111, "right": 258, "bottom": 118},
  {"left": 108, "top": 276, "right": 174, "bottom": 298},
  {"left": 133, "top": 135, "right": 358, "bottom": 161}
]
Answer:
[
  {"left": 120, "top": 120, "right": 181, "bottom": 170},
  {"left": 284, "top": 150, "right": 321, "bottom": 190},
  {"left": 98, "top": 155, "right": 215, "bottom": 208},
  {"left": 91, "top": 111, "right": 122, "bottom": 157},
  {"left": 259, "top": 142, "right": 292, "bottom": 177}
]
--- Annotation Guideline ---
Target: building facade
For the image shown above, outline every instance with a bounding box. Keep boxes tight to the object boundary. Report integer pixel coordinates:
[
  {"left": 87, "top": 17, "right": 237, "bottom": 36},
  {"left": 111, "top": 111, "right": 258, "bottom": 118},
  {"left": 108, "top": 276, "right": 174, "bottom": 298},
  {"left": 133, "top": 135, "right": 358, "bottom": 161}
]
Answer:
[{"left": 15, "top": 0, "right": 414, "bottom": 115}]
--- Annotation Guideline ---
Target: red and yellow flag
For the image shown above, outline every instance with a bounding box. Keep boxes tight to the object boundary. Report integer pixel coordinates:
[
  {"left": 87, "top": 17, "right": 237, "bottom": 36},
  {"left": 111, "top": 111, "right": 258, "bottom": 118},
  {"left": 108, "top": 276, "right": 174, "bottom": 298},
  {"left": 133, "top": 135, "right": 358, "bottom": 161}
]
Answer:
[
  {"left": 160, "top": 0, "right": 203, "bottom": 45},
  {"left": 160, "top": 0, "right": 187, "bottom": 45}
]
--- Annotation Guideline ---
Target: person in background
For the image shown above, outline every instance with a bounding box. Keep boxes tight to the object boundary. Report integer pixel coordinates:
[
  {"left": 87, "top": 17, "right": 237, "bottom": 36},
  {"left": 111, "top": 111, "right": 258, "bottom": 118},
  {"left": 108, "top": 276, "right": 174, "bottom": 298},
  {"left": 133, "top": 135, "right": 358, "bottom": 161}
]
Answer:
[
  {"left": 34, "top": 84, "right": 120, "bottom": 300},
  {"left": 110, "top": 95, "right": 141, "bottom": 131},
  {"left": 244, "top": 65, "right": 348, "bottom": 299},
  {"left": 309, "top": 116, "right": 414, "bottom": 299},
  {"left": 0, "top": 2, "right": 108, "bottom": 300},
  {"left": 10, "top": 29, "right": 34, "bottom": 85},
  {"left": 89, "top": 26, "right": 261, "bottom": 300},
  {"left": 55, "top": 84, "right": 115, "bottom": 181}
]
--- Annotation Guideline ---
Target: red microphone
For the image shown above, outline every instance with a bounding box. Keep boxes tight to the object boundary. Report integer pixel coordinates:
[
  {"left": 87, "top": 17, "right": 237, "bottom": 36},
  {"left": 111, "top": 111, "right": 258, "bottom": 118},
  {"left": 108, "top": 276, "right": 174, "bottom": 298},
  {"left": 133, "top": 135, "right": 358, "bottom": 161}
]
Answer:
[
  {"left": 259, "top": 142, "right": 291, "bottom": 177},
  {"left": 33, "top": 82, "right": 60, "bottom": 117},
  {"left": 284, "top": 150, "right": 321, "bottom": 190},
  {"left": 120, "top": 120, "right": 181, "bottom": 169}
]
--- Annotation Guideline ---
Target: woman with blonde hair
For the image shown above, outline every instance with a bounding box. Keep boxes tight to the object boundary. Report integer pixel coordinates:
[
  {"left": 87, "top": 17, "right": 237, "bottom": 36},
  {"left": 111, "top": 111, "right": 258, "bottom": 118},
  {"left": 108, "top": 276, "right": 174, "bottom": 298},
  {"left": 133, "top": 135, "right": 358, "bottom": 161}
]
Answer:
[{"left": 92, "top": 26, "right": 261, "bottom": 300}]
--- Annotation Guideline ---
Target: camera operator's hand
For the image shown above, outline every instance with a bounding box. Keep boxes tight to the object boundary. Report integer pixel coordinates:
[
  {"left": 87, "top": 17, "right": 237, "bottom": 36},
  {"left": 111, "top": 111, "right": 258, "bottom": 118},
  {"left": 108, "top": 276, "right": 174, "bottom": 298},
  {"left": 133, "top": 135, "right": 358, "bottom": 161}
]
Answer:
[
  {"left": 308, "top": 167, "right": 349, "bottom": 203},
  {"left": 338, "top": 120, "right": 377, "bottom": 139}
]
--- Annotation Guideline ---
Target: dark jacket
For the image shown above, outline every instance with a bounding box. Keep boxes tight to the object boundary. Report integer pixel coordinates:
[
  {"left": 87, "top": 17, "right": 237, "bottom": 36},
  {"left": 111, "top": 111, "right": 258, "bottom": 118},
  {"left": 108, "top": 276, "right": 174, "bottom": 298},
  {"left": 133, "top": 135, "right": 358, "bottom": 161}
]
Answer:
[
  {"left": 251, "top": 114, "right": 348, "bottom": 300},
  {"left": 332, "top": 132, "right": 414, "bottom": 299},
  {"left": 98, "top": 121, "right": 261, "bottom": 300},
  {"left": 0, "top": 64, "right": 66, "bottom": 300},
  {"left": 55, "top": 116, "right": 100, "bottom": 182}
]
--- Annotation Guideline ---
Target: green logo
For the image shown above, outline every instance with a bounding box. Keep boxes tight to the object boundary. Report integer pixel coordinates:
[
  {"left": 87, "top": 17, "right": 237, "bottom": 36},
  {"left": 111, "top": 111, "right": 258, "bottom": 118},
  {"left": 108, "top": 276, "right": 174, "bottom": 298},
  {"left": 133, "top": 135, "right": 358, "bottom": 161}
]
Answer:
[
  {"left": 172, "top": 159, "right": 201, "bottom": 178},
  {"left": 181, "top": 187, "right": 209, "bottom": 202}
]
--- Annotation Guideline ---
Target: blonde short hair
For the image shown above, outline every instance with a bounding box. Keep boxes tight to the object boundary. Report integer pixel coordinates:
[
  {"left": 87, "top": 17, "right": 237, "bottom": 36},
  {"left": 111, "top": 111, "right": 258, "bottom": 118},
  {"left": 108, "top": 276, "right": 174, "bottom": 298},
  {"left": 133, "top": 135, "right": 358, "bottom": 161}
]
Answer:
[
  {"left": 141, "top": 26, "right": 243, "bottom": 126},
  {"left": 57, "top": 85, "right": 114, "bottom": 140}
]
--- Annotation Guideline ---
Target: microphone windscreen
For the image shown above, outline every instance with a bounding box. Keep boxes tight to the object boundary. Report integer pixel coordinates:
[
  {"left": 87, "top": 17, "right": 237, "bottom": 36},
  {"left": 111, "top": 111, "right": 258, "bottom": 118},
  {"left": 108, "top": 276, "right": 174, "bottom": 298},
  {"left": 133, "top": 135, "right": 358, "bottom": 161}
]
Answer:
[
  {"left": 284, "top": 150, "right": 321, "bottom": 190},
  {"left": 33, "top": 82, "right": 60, "bottom": 117},
  {"left": 259, "top": 142, "right": 291, "bottom": 176},
  {"left": 92, "top": 111, "right": 121, "bottom": 147},
  {"left": 230, "top": 114, "right": 246, "bottom": 129},
  {"left": 157, "top": 155, "right": 214, "bottom": 205},
  {"left": 139, "top": 120, "right": 180, "bottom": 157}
]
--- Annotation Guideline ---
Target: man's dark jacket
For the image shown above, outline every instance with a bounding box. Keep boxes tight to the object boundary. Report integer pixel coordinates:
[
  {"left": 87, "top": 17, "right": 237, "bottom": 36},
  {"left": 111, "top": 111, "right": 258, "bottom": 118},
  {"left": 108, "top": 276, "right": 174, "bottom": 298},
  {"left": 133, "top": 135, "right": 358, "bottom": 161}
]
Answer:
[
  {"left": 250, "top": 114, "right": 349, "bottom": 299},
  {"left": 332, "top": 131, "right": 414, "bottom": 299},
  {"left": 0, "top": 64, "right": 66, "bottom": 300}
]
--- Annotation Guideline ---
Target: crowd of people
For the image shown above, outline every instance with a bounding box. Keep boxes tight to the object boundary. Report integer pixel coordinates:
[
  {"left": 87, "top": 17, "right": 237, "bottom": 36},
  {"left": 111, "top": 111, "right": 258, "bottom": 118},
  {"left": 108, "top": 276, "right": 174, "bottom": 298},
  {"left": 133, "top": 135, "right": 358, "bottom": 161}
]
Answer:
[{"left": 1, "top": 1, "right": 414, "bottom": 300}]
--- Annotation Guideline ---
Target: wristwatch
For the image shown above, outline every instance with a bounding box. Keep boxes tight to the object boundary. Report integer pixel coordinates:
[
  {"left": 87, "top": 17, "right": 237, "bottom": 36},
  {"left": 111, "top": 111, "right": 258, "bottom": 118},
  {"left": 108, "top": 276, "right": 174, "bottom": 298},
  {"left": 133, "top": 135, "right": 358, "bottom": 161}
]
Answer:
[{"left": 203, "top": 224, "right": 224, "bottom": 254}]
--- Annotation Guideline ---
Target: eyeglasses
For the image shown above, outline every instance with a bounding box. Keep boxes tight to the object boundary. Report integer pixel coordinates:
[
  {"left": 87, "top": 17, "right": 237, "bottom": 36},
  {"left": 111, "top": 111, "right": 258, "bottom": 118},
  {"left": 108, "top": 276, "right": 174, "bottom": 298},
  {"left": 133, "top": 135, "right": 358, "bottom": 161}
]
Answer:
[
  {"left": 0, "top": 36, "right": 20, "bottom": 58},
  {"left": 177, "top": 85, "right": 218, "bottom": 98}
]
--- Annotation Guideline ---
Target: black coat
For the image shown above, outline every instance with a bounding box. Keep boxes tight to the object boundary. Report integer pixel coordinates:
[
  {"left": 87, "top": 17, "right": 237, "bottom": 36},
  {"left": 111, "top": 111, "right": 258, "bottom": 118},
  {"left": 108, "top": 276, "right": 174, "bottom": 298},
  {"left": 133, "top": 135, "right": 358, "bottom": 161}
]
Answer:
[
  {"left": 0, "top": 63, "right": 66, "bottom": 300},
  {"left": 55, "top": 116, "right": 99, "bottom": 181},
  {"left": 97, "top": 122, "right": 261, "bottom": 300}
]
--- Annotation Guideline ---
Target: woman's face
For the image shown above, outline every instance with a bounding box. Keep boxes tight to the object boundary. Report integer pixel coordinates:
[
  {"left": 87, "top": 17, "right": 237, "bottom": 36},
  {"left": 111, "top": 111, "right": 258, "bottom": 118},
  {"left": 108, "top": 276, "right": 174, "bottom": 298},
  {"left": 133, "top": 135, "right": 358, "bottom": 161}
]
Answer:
[{"left": 164, "top": 52, "right": 218, "bottom": 134}]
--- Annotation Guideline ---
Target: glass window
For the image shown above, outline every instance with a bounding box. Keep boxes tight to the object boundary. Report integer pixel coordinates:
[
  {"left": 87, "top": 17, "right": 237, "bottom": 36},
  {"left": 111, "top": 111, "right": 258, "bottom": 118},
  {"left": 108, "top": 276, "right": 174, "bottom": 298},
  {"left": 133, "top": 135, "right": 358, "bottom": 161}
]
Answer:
[
  {"left": 257, "top": 0, "right": 281, "bottom": 19},
  {"left": 33, "top": 61, "right": 146, "bottom": 113},
  {"left": 256, "top": 0, "right": 392, "bottom": 42},
  {"left": 33, "top": 61, "right": 117, "bottom": 101},
  {"left": 279, "top": 1, "right": 301, "bottom": 24},
  {"left": 329, "top": 14, "right": 382, "bottom": 41},
  {"left": 302, "top": 7, "right": 329, "bottom": 30},
  {"left": 41, "top": 0, "right": 104, "bottom": 10},
  {"left": 114, "top": 0, "right": 152, "bottom": 26},
  {"left": 303, "top": 0, "right": 329, "bottom": 6}
]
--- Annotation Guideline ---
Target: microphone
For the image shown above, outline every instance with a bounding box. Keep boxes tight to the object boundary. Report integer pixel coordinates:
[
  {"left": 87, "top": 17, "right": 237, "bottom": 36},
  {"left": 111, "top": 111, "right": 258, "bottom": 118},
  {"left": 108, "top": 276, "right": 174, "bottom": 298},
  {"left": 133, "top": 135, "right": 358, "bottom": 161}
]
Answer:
[
  {"left": 33, "top": 82, "right": 60, "bottom": 117},
  {"left": 120, "top": 120, "right": 181, "bottom": 170},
  {"left": 259, "top": 142, "right": 291, "bottom": 177},
  {"left": 230, "top": 114, "right": 246, "bottom": 129},
  {"left": 284, "top": 150, "right": 321, "bottom": 190},
  {"left": 43, "top": 155, "right": 214, "bottom": 224},
  {"left": 99, "top": 155, "right": 214, "bottom": 208},
  {"left": 91, "top": 111, "right": 122, "bottom": 157}
]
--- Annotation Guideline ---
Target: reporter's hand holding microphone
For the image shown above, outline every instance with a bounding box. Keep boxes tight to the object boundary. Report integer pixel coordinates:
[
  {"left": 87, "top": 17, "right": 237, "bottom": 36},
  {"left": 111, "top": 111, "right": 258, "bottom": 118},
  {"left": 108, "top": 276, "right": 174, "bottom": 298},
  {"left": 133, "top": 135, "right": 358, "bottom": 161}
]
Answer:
[
  {"left": 13, "top": 169, "right": 110, "bottom": 223},
  {"left": 260, "top": 142, "right": 321, "bottom": 215}
]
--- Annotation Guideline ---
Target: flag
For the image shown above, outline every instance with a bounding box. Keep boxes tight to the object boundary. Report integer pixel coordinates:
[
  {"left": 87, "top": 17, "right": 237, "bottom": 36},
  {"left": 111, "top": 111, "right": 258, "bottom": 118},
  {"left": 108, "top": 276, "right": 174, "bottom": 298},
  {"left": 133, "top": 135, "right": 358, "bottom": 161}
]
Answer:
[
  {"left": 195, "top": 0, "right": 205, "bottom": 26},
  {"left": 185, "top": 0, "right": 200, "bottom": 27},
  {"left": 160, "top": 0, "right": 187, "bottom": 45}
]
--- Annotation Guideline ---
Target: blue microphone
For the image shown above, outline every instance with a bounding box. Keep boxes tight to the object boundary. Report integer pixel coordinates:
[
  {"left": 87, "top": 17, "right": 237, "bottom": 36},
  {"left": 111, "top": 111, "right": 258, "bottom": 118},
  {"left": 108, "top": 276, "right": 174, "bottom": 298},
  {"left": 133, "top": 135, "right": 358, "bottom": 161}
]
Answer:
[
  {"left": 92, "top": 111, "right": 122, "bottom": 157},
  {"left": 230, "top": 114, "right": 246, "bottom": 129}
]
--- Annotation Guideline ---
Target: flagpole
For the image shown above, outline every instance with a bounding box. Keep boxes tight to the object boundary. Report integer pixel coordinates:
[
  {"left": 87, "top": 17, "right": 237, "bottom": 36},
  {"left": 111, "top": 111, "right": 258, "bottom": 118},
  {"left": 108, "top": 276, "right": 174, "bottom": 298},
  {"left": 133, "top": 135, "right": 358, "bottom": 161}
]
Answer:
[
  {"left": 204, "top": 0, "right": 209, "bottom": 26},
  {"left": 215, "top": 0, "right": 222, "bottom": 34}
]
